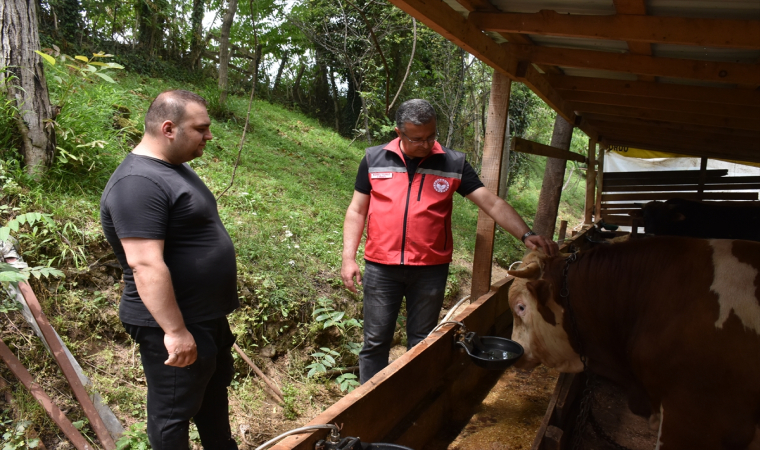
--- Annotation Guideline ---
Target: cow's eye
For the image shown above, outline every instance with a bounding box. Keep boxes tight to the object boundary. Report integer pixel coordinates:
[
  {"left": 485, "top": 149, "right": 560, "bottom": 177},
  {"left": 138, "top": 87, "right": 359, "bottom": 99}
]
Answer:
[{"left": 518, "top": 305, "right": 525, "bottom": 312}]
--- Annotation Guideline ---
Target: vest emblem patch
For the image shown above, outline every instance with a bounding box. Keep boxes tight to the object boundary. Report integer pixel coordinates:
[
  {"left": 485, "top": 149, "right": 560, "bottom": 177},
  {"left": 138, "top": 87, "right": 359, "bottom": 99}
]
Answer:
[
  {"left": 433, "top": 178, "right": 450, "bottom": 193},
  {"left": 371, "top": 173, "right": 393, "bottom": 179}
]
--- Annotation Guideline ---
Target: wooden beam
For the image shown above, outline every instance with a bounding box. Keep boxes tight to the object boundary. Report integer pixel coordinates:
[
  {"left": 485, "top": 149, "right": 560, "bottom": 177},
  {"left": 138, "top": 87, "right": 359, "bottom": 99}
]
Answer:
[
  {"left": 573, "top": 103, "right": 760, "bottom": 131},
  {"left": 594, "top": 145, "right": 605, "bottom": 222},
  {"left": 507, "top": 43, "right": 760, "bottom": 85},
  {"left": 583, "top": 113, "right": 760, "bottom": 139},
  {"left": 586, "top": 118, "right": 760, "bottom": 142},
  {"left": 603, "top": 183, "right": 760, "bottom": 192},
  {"left": 593, "top": 125, "right": 754, "bottom": 150},
  {"left": 612, "top": 0, "right": 654, "bottom": 82},
  {"left": 602, "top": 192, "right": 758, "bottom": 201},
  {"left": 584, "top": 137, "right": 597, "bottom": 224},
  {"left": 562, "top": 91, "right": 760, "bottom": 120},
  {"left": 549, "top": 75, "right": 760, "bottom": 107},
  {"left": 471, "top": 72, "right": 511, "bottom": 301},
  {"left": 511, "top": 136, "right": 587, "bottom": 163},
  {"left": 469, "top": 10, "right": 760, "bottom": 49},
  {"left": 603, "top": 169, "right": 727, "bottom": 180},
  {"left": 601, "top": 138, "right": 760, "bottom": 164}
]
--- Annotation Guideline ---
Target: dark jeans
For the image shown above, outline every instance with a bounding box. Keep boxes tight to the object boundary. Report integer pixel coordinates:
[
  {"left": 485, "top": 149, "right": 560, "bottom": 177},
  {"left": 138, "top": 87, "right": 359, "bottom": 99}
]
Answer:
[
  {"left": 124, "top": 317, "right": 238, "bottom": 450},
  {"left": 359, "top": 261, "right": 449, "bottom": 384}
]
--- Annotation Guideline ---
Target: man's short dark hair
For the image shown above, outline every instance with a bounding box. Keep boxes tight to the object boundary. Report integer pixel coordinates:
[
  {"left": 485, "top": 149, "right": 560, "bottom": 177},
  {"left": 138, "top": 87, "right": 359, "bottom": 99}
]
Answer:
[
  {"left": 396, "top": 99, "right": 436, "bottom": 130},
  {"left": 144, "top": 90, "right": 207, "bottom": 136}
]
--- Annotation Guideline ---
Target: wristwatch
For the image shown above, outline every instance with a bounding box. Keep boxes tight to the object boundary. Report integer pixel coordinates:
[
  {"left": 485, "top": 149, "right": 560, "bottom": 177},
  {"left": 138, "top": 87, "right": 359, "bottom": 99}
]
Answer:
[{"left": 521, "top": 230, "right": 537, "bottom": 243}]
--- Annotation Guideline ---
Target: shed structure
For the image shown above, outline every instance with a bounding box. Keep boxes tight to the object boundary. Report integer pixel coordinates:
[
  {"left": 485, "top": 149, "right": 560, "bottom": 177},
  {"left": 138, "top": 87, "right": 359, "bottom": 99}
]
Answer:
[{"left": 271, "top": 1, "right": 760, "bottom": 448}]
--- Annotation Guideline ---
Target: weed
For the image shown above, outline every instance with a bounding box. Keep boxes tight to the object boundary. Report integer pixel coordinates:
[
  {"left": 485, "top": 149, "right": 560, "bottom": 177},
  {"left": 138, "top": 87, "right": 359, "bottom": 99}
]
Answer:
[
  {"left": 0, "top": 419, "right": 41, "bottom": 449},
  {"left": 335, "top": 373, "right": 359, "bottom": 393},
  {"left": 281, "top": 384, "right": 299, "bottom": 420},
  {"left": 306, "top": 347, "right": 340, "bottom": 378},
  {"left": 115, "top": 422, "right": 150, "bottom": 450}
]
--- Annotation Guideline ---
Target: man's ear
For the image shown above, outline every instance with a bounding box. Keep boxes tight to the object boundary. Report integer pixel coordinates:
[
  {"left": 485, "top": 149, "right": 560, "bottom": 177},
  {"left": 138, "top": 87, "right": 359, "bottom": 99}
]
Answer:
[{"left": 161, "top": 120, "right": 176, "bottom": 138}]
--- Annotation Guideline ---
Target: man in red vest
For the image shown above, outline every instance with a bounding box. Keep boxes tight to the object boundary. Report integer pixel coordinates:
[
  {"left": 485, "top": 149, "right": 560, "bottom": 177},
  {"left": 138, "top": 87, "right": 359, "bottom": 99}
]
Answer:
[{"left": 342, "top": 99, "right": 558, "bottom": 383}]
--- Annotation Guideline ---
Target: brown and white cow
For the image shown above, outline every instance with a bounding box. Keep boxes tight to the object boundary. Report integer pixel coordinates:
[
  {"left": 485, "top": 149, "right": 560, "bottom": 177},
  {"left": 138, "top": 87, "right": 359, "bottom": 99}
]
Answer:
[{"left": 507, "top": 236, "right": 760, "bottom": 450}]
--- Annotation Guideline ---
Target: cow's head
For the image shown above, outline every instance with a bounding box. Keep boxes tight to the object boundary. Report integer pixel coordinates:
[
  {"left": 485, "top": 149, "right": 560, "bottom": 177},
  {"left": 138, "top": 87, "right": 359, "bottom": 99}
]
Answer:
[
  {"left": 507, "top": 251, "right": 583, "bottom": 373},
  {"left": 633, "top": 200, "right": 686, "bottom": 235}
]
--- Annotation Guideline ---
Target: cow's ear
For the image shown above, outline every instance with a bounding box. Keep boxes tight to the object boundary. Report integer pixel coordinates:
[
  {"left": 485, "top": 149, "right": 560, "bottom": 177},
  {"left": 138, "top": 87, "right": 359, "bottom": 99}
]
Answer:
[{"left": 527, "top": 280, "right": 553, "bottom": 306}]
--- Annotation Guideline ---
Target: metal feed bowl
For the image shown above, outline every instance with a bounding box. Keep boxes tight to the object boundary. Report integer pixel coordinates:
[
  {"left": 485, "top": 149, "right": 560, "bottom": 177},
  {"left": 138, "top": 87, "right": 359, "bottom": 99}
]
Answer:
[{"left": 456, "top": 331, "right": 524, "bottom": 370}]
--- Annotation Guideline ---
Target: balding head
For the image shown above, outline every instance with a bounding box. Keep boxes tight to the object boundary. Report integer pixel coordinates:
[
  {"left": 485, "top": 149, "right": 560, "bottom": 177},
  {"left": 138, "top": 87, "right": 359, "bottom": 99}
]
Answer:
[{"left": 144, "top": 90, "right": 208, "bottom": 137}]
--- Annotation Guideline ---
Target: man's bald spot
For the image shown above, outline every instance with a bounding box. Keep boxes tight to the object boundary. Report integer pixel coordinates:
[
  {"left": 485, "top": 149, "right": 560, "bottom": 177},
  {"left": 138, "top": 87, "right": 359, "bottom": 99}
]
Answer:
[{"left": 144, "top": 90, "right": 208, "bottom": 137}]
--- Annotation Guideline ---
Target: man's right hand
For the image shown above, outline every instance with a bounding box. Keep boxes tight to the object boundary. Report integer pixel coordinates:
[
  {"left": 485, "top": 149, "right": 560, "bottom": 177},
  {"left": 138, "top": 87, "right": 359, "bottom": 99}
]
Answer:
[
  {"left": 164, "top": 328, "right": 198, "bottom": 367},
  {"left": 341, "top": 259, "right": 363, "bottom": 293}
]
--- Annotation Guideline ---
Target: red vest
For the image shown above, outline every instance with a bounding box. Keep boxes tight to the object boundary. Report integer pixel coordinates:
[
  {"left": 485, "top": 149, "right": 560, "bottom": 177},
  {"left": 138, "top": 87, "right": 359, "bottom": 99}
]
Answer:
[{"left": 364, "top": 138, "right": 466, "bottom": 265}]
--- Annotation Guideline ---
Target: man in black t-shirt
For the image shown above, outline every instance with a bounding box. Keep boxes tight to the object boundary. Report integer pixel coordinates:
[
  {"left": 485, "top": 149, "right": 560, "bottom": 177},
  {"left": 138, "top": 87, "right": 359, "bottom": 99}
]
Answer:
[{"left": 101, "top": 90, "right": 238, "bottom": 450}]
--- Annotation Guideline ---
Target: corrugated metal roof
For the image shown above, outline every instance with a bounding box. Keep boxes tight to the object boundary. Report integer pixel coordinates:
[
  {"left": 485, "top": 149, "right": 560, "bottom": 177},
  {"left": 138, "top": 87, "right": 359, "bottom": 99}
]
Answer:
[
  {"left": 652, "top": 44, "right": 760, "bottom": 64},
  {"left": 529, "top": 35, "right": 628, "bottom": 52},
  {"left": 648, "top": 0, "right": 760, "bottom": 20},
  {"left": 490, "top": 0, "right": 615, "bottom": 15}
]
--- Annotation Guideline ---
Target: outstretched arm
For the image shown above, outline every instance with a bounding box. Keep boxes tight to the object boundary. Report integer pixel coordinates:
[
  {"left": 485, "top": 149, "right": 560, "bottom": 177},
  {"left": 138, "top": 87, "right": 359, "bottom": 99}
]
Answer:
[
  {"left": 341, "top": 191, "right": 370, "bottom": 293},
  {"left": 122, "top": 237, "right": 197, "bottom": 367},
  {"left": 465, "top": 187, "right": 558, "bottom": 257}
]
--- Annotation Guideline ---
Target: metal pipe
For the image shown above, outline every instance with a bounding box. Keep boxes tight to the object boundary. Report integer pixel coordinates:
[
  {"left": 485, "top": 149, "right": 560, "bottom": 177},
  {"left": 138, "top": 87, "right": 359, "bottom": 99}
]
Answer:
[
  {"left": 441, "top": 295, "right": 470, "bottom": 324},
  {"left": 254, "top": 424, "right": 340, "bottom": 450},
  {"left": 428, "top": 320, "right": 465, "bottom": 336},
  {"left": 0, "top": 339, "right": 92, "bottom": 450}
]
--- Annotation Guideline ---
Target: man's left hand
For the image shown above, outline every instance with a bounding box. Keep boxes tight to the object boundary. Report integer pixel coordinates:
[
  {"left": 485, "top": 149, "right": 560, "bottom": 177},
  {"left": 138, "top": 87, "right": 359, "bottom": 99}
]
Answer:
[{"left": 525, "top": 234, "right": 559, "bottom": 257}]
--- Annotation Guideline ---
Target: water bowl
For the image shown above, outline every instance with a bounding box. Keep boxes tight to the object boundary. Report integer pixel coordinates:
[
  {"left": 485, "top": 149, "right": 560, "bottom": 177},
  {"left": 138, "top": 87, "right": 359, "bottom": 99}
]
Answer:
[{"left": 456, "top": 331, "right": 524, "bottom": 370}]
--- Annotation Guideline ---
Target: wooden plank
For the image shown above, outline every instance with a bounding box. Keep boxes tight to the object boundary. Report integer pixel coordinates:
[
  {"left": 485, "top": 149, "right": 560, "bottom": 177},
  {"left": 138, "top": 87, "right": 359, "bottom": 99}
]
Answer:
[
  {"left": 572, "top": 103, "right": 760, "bottom": 131},
  {"left": 603, "top": 183, "right": 760, "bottom": 192},
  {"left": 588, "top": 119, "right": 760, "bottom": 145},
  {"left": 561, "top": 91, "right": 760, "bottom": 120},
  {"left": 602, "top": 138, "right": 760, "bottom": 164},
  {"left": 558, "top": 220, "right": 568, "bottom": 245},
  {"left": 507, "top": 43, "right": 760, "bottom": 85},
  {"left": 511, "top": 136, "right": 587, "bottom": 163},
  {"left": 602, "top": 214, "right": 635, "bottom": 226},
  {"left": 596, "top": 128, "right": 754, "bottom": 153},
  {"left": 0, "top": 340, "right": 92, "bottom": 450},
  {"left": 550, "top": 76, "right": 760, "bottom": 107},
  {"left": 530, "top": 371, "right": 563, "bottom": 450},
  {"left": 583, "top": 113, "right": 760, "bottom": 139},
  {"left": 272, "top": 279, "right": 516, "bottom": 449},
  {"left": 19, "top": 282, "right": 117, "bottom": 450},
  {"left": 471, "top": 72, "right": 511, "bottom": 301},
  {"left": 519, "top": 64, "right": 580, "bottom": 129},
  {"left": 584, "top": 137, "right": 597, "bottom": 224},
  {"left": 547, "top": 75, "right": 760, "bottom": 107},
  {"left": 602, "top": 192, "right": 758, "bottom": 201},
  {"left": 594, "top": 146, "right": 605, "bottom": 222},
  {"left": 469, "top": 10, "right": 760, "bottom": 49},
  {"left": 604, "top": 169, "right": 727, "bottom": 180}
]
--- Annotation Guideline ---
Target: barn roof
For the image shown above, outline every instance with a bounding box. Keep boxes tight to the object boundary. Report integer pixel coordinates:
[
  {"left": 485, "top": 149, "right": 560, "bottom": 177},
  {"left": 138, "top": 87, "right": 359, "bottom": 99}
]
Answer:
[{"left": 387, "top": 0, "right": 760, "bottom": 163}]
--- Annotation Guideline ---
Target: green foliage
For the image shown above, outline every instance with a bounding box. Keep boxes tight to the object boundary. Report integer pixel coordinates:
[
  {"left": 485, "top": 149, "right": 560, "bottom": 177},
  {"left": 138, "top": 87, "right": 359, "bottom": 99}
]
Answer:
[
  {"left": 313, "top": 297, "right": 362, "bottom": 331},
  {"left": 0, "top": 71, "right": 21, "bottom": 154},
  {"left": 115, "top": 422, "right": 150, "bottom": 450},
  {"left": 335, "top": 373, "right": 359, "bottom": 393},
  {"left": 281, "top": 384, "right": 299, "bottom": 420},
  {"left": 0, "top": 419, "right": 40, "bottom": 450},
  {"left": 306, "top": 347, "right": 340, "bottom": 378}
]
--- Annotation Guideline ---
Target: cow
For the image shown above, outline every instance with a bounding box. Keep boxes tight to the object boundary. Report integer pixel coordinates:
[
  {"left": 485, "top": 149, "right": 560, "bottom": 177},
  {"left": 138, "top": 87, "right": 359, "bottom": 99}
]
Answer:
[
  {"left": 506, "top": 236, "right": 760, "bottom": 450},
  {"left": 630, "top": 198, "right": 760, "bottom": 241}
]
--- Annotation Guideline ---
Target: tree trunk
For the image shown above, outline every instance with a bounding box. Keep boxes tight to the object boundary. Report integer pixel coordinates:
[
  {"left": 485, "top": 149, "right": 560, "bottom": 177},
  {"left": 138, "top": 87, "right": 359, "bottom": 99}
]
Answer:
[
  {"left": 533, "top": 115, "right": 574, "bottom": 239},
  {"left": 249, "top": 43, "right": 263, "bottom": 88},
  {"left": 188, "top": 0, "right": 204, "bottom": 70},
  {"left": 217, "top": 0, "right": 238, "bottom": 105},
  {"left": 328, "top": 68, "right": 340, "bottom": 132},
  {"left": 272, "top": 50, "right": 289, "bottom": 95},
  {"left": 1, "top": 0, "right": 56, "bottom": 177},
  {"left": 293, "top": 64, "right": 305, "bottom": 105}
]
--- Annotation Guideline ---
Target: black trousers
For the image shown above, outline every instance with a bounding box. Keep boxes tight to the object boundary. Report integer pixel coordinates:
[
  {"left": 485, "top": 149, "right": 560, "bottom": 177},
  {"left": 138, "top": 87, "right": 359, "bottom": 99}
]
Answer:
[{"left": 124, "top": 317, "right": 238, "bottom": 450}]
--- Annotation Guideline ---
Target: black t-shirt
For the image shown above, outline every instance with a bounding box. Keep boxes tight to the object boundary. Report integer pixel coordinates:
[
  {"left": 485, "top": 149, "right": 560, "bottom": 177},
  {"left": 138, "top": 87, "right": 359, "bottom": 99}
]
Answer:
[
  {"left": 100, "top": 153, "right": 239, "bottom": 326},
  {"left": 354, "top": 153, "right": 484, "bottom": 196}
]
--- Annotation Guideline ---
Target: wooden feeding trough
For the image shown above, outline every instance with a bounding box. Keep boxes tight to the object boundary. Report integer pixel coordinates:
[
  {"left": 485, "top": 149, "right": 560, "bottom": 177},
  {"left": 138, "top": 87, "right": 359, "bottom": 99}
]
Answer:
[{"left": 275, "top": 0, "right": 759, "bottom": 447}]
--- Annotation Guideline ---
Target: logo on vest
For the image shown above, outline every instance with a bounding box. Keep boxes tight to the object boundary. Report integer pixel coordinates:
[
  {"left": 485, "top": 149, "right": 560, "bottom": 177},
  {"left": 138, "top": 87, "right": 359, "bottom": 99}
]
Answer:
[
  {"left": 433, "top": 178, "right": 450, "bottom": 193},
  {"left": 371, "top": 173, "right": 393, "bottom": 179}
]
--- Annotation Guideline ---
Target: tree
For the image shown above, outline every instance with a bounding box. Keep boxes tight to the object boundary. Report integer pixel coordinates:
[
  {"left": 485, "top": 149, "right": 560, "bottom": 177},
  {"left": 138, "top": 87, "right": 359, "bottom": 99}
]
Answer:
[
  {"left": 1, "top": 0, "right": 57, "bottom": 177},
  {"left": 218, "top": 0, "right": 239, "bottom": 105}
]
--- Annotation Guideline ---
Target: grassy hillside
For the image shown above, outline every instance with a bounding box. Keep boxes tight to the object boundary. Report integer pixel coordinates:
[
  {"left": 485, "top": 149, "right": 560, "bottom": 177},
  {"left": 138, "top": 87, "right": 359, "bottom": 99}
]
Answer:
[{"left": 0, "top": 67, "right": 587, "bottom": 447}]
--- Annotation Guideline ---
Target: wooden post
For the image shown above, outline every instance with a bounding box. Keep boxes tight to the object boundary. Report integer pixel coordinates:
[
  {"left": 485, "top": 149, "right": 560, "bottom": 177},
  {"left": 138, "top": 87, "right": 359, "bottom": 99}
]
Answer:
[
  {"left": 698, "top": 156, "right": 708, "bottom": 200},
  {"left": 595, "top": 144, "right": 606, "bottom": 222},
  {"left": 471, "top": 71, "right": 512, "bottom": 301},
  {"left": 558, "top": 220, "right": 568, "bottom": 245},
  {"left": 584, "top": 137, "right": 597, "bottom": 224},
  {"left": 533, "top": 115, "right": 574, "bottom": 239}
]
